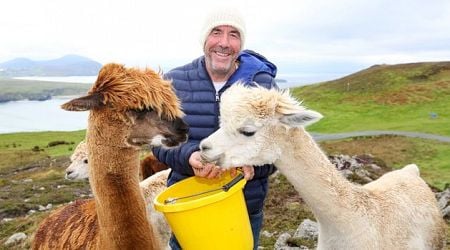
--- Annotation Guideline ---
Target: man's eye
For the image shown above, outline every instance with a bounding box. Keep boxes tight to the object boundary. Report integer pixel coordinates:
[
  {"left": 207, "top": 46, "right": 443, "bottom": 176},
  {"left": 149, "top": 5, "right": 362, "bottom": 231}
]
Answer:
[
  {"left": 230, "top": 32, "right": 239, "bottom": 38},
  {"left": 240, "top": 130, "right": 255, "bottom": 137}
]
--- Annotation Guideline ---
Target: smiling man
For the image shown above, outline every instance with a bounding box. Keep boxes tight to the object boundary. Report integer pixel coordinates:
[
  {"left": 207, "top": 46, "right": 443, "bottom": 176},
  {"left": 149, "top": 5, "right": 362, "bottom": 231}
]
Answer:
[{"left": 152, "top": 7, "right": 278, "bottom": 250}]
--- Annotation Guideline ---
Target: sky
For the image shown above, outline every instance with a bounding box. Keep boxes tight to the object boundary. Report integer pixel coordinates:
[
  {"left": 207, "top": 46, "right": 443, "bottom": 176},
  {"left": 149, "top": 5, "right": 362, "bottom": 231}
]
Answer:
[{"left": 2, "top": 0, "right": 450, "bottom": 83}]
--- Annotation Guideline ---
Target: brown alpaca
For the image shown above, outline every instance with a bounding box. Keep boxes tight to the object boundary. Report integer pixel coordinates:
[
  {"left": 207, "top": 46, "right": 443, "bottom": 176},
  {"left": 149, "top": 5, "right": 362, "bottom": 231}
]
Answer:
[
  {"left": 32, "top": 63, "right": 188, "bottom": 250},
  {"left": 140, "top": 154, "right": 168, "bottom": 180}
]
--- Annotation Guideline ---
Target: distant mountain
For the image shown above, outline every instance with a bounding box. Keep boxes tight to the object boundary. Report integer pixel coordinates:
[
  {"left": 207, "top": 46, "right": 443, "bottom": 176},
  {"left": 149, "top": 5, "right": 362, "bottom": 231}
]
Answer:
[{"left": 0, "top": 55, "right": 102, "bottom": 76}]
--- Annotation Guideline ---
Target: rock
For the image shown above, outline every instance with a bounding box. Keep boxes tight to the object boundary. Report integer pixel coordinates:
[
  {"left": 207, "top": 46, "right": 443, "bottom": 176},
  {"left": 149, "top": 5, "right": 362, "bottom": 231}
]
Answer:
[
  {"left": 1, "top": 218, "right": 13, "bottom": 223},
  {"left": 274, "top": 232, "right": 296, "bottom": 250},
  {"left": 294, "top": 219, "right": 318, "bottom": 240},
  {"left": 4, "top": 232, "right": 27, "bottom": 246},
  {"left": 435, "top": 188, "right": 450, "bottom": 219},
  {"left": 38, "top": 203, "right": 53, "bottom": 211},
  {"left": 261, "top": 230, "right": 275, "bottom": 237},
  {"left": 442, "top": 206, "right": 450, "bottom": 218},
  {"left": 328, "top": 154, "right": 389, "bottom": 185}
]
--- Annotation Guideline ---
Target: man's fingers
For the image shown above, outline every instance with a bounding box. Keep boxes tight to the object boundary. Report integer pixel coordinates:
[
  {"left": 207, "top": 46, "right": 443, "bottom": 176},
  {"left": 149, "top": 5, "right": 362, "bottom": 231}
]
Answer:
[
  {"left": 242, "top": 165, "right": 255, "bottom": 180},
  {"left": 230, "top": 168, "right": 237, "bottom": 177}
]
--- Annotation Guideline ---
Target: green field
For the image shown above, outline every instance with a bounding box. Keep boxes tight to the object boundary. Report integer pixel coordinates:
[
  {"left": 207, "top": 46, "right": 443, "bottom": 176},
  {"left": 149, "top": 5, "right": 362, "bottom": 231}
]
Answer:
[
  {"left": 0, "top": 130, "right": 86, "bottom": 173},
  {"left": 294, "top": 62, "right": 450, "bottom": 135}
]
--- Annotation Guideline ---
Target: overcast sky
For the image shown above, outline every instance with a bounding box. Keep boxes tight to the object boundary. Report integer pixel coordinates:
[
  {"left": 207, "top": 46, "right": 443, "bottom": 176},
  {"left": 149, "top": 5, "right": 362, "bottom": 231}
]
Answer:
[{"left": 2, "top": 0, "right": 450, "bottom": 83}]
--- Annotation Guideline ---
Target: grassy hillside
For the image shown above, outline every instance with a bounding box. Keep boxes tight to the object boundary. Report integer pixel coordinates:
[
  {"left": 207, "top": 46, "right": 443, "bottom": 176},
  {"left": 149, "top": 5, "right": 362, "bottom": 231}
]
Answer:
[
  {"left": 0, "top": 130, "right": 86, "bottom": 173},
  {"left": 293, "top": 61, "right": 450, "bottom": 136},
  {"left": 0, "top": 78, "right": 90, "bottom": 102}
]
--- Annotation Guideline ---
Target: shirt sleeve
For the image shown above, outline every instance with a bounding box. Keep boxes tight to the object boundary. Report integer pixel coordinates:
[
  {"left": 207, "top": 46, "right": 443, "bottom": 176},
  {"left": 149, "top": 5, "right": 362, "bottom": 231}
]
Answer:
[{"left": 152, "top": 142, "right": 199, "bottom": 176}]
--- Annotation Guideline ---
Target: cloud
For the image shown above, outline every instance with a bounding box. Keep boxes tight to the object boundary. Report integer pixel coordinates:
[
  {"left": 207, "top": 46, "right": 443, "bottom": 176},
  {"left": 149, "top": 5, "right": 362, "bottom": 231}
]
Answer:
[{"left": 1, "top": 0, "right": 450, "bottom": 81}]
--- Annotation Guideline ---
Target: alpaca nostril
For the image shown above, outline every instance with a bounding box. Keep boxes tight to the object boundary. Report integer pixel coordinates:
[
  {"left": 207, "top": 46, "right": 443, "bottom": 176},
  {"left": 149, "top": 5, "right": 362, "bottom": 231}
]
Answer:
[
  {"left": 174, "top": 118, "right": 189, "bottom": 134},
  {"left": 66, "top": 170, "right": 73, "bottom": 175},
  {"left": 200, "top": 142, "right": 211, "bottom": 152}
]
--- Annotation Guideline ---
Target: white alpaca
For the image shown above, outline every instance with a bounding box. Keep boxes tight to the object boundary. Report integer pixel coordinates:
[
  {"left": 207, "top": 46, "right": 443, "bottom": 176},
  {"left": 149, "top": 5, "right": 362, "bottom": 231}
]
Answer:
[
  {"left": 200, "top": 84, "right": 447, "bottom": 249},
  {"left": 65, "top": 141, "right": 89, "bottom": 180},
  {"left": 139, "top": 169, "right": 171, "bottom": 246},
  {"left": 65, "top": 141, "right": 168, "bottom": 181}
]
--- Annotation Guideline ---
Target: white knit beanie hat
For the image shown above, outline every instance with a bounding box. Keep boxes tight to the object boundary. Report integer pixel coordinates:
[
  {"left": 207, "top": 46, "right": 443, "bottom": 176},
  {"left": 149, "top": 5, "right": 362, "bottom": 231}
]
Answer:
[{"left": 200, "top": 7, "right": 246, "bottom": 50}]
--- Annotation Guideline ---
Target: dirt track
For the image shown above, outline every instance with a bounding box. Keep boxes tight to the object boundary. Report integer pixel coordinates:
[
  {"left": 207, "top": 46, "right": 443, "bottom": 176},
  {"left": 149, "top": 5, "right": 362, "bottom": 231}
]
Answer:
[{"left": 312, "top": 130, "right": 450, "bottom": 143}]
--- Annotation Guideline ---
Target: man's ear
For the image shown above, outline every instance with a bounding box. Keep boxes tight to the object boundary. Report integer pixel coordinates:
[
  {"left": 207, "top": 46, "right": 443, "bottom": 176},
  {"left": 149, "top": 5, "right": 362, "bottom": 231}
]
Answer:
[
  {"left": 61, "top": 92, "right": 104, "bottom": 111},
  {"left": 280, "top": 110, "right": 323, "bottom": 127}
]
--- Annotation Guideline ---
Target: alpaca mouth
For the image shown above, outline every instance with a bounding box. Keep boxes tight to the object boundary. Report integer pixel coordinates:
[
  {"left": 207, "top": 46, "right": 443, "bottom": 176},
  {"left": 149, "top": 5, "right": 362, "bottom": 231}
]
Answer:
[
  {"left": 161, "top": 135, "right": 187, "bottom": 148},
  {"left": 200, "top": 153, "right": 221, "bottom": 165},
  {"left": 128, "top": 138, "right": 151, "bottom": 147}
]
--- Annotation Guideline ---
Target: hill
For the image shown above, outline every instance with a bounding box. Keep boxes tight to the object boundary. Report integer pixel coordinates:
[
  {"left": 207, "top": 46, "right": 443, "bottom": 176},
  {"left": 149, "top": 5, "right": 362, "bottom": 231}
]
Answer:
[
  {"left": 0, "top": 78, "right": 90, "bottom": 102},
  {"left": 292, "top": 61, "right": 450, "bottom": 136},
  {"left": 0, "top": 55, "right": 102, "bottom": 77}
]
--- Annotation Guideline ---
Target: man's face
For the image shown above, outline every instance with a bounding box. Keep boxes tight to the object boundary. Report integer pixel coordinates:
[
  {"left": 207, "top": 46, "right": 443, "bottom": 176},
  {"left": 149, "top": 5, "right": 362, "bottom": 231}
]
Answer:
[{"left": 204, "top": 25, "right": 241, "bottom": 78}]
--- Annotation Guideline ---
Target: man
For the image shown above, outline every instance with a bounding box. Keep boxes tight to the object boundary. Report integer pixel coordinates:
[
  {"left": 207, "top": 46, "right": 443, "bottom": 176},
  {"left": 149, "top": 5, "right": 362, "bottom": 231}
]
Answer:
[{"left": 153, "top": 7, "right": 278, "bottom": 249}]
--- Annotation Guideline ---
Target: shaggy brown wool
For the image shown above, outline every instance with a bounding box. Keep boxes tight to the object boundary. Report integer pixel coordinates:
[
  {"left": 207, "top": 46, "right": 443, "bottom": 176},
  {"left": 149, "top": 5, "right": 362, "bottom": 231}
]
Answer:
[{"left": 89, "top": 63, "right": 182, "bottom": 120}]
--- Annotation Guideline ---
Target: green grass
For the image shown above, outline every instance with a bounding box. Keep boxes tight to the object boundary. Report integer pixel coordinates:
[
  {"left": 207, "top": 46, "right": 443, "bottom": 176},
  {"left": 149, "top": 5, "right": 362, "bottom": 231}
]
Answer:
[
  {"left": 305, "top": 100, "right": 450, "bottom": 135},
  {"left": 292, "top": 62, "right": 450, "bottom": 135},
  {"left": 0, "top": 130, "right": 86, "bottom": 172}
]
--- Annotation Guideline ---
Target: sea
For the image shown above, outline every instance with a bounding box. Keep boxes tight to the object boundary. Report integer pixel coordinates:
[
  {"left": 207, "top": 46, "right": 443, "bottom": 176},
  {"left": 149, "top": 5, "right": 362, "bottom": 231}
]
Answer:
[
  {"left": 0, "top": 76, "right": 95, "bottom": 134},
  {"left": 0, "top": 73, "right": 342, "bottom": 134}
]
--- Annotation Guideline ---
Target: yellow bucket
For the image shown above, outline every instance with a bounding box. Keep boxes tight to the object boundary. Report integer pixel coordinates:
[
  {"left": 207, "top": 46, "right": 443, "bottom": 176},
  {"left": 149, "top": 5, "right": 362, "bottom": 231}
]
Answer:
[{"left": 154, "top": 172, "right": 253, "bottom": 250}]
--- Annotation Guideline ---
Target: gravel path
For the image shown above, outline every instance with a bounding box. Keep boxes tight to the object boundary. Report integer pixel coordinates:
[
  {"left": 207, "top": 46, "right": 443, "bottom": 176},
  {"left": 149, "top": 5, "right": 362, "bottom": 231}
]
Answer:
[{"left": 311, "top": 130, "right": 450, "bottom": 143}]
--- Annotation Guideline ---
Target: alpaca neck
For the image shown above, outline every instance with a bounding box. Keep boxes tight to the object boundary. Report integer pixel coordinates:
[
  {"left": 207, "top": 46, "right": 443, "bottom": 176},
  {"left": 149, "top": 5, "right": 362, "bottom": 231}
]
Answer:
[
  {"left": 88, "top": 120, "right": 159, "bottom": 249},
  {"left": 274, "top": 127, "right": 357, "bottom": 223}
]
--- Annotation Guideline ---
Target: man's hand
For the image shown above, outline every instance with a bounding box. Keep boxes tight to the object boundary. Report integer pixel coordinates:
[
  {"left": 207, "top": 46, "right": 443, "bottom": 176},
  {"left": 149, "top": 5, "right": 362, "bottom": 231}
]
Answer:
[
  {"left": 230, "top": 165, "right": 255, "bottom": 181},
  {"left": 189, "top": 151, "right": 224, "bottom": 179}
]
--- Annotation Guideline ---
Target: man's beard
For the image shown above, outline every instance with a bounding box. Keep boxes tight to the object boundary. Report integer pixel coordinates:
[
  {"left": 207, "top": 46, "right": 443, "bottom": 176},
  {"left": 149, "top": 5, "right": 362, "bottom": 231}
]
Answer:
[{"left": 210, "top": 60, "right": 233, "bottom": 74}]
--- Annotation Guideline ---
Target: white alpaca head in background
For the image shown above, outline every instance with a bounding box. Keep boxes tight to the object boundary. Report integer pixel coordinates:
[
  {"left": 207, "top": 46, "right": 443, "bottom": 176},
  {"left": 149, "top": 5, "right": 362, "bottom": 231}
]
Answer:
[
  {"left": 64, "top": 140, "right": 168, "bottom": 181},
  {"left": 65, "top": 141, "right": 89, "bottom": 180},
  {"left": 200, "top": 84, "right": 322, "bottom": 167}
]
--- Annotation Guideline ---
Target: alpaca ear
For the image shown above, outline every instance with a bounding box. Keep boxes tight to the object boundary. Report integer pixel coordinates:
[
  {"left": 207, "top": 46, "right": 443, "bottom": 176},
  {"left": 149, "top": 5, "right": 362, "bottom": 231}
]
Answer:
[
  {"left": 61, "top": 93, "right": 104, "bottom": 111},
  {"left": 280, "top": 110, "right": 323, "bottom": 127}
]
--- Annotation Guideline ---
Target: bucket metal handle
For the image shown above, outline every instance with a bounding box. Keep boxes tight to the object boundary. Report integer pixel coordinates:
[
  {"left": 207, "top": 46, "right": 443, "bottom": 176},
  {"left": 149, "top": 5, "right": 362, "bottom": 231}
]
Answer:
[
  {"left": 222, "top": 173, "right": 244, "bottom": 191},
  {"left": 164, "top": 173, "right": 245, "bottom": 204}
]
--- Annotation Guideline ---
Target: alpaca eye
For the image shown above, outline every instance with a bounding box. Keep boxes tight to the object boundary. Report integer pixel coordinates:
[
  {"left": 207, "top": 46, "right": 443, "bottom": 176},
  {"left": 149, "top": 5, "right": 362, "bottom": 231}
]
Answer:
[
  {"left": 132, "top": 108, "right": 153, "bottom": 119},
  {"left": 83, "top": 159, "right": 88, "bottom": 164},
  {"left": 239, "top": 130, "right": 256, "bottom": 137}
]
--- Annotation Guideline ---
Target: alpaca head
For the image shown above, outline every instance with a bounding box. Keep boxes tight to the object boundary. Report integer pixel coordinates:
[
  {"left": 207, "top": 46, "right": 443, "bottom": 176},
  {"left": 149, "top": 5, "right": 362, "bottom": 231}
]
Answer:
[
  {"left": 65, "top": 141, "right": 89, "bottom": 180},
  {"left": 200, "top": 84, "right": 323, "bottom": 168},
  {"left": 61, "top": 63, "right": 188, "bottom": 148}
]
